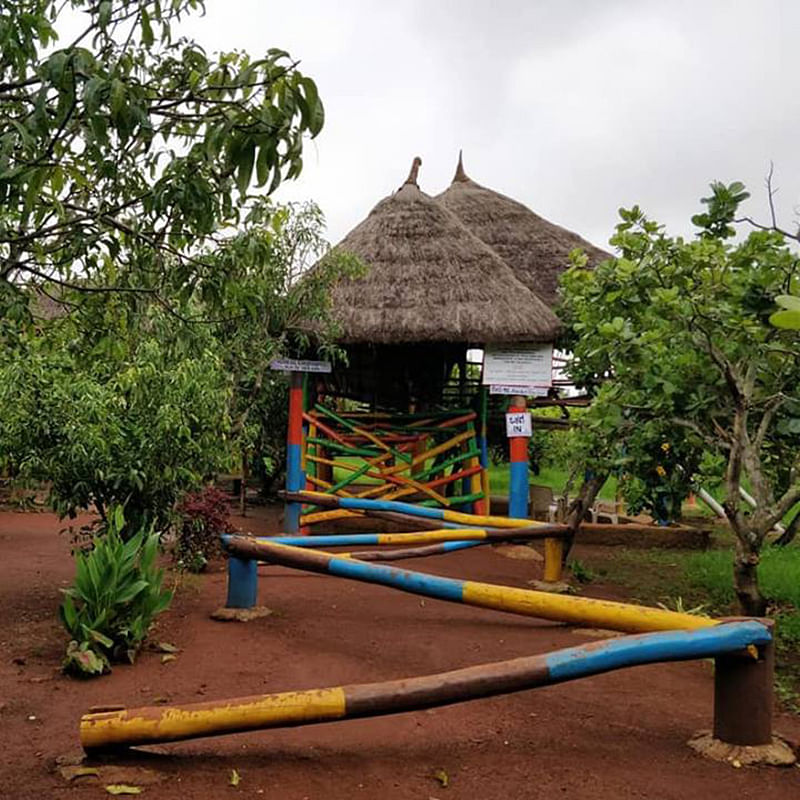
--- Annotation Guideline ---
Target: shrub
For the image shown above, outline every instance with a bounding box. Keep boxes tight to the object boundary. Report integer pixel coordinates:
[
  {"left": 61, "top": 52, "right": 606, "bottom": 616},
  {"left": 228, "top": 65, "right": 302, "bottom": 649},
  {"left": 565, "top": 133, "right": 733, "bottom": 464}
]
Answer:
[
  {"left": 175, "top": 486, "right": 234, "bottom": 572},
  {"left": 59, "top": 506, "right": 173, "bottom": 677}
]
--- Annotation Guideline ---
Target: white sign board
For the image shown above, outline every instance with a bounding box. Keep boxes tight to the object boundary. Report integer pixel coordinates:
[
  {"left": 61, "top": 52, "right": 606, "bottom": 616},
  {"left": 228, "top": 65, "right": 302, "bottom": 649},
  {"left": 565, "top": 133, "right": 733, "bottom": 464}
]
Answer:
[
  {"left": 483, "top": 343, "right": 553, "bottom": 387},
  {"left": 505, "top": 412, "right": 532, "bottom": 438},
  {"left": 490, "top": 384, "right": 549, "bottom": 397},
  {"left": 269, "top": 358, "right": 332, "bottom": 374}
]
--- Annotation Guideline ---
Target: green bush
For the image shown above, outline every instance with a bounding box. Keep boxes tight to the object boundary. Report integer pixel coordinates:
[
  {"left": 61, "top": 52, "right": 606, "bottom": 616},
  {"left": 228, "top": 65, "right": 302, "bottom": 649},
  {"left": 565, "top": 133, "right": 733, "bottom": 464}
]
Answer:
[{"left": 59, "top": 506, "right": 173, "bottom": 677}]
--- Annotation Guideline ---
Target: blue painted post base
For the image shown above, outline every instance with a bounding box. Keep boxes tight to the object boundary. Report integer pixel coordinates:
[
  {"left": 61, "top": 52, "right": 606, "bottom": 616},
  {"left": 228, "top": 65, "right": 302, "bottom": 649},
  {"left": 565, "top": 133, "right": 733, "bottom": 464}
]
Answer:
[
  {"left": 211, "top": 556, "right": 273, "bottom": 622},
  {"left": 226, "top": 556, "right": 258, "bottom": 608}
]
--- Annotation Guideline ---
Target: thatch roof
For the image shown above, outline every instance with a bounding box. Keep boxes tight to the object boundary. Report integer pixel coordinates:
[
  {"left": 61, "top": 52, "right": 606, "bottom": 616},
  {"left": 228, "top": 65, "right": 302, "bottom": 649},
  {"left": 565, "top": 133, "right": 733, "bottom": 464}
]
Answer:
[
  {"left": 435, "top": 154, "right": 611, "bottom": 308},
  {"left": 330, "top": 158, "right": 561, "bottom": 345}
]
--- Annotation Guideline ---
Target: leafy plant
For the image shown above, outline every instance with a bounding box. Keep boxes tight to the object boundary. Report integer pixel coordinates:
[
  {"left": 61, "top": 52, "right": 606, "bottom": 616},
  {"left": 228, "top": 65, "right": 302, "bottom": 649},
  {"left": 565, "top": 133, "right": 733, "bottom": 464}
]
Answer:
[
  {"left": 174, "top": 486, "right": 234, "bottom": 572},
  {"left": 568, "top": 559, "right": 595, "bottom": 584},
  {"left": 59, "top": 506, "right": 173, "bottom": 677}
]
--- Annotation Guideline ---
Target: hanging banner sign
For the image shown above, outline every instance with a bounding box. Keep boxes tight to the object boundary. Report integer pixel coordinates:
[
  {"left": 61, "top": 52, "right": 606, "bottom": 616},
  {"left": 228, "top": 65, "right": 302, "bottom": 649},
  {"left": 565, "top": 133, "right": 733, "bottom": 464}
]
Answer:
[
  {"left": 269, "top": 358, "right": 332, "bottom": 374},
  {"left": 482, "top": 343, "right": 553, "bottom": 387},
  {"left": 505, "top": 411, "right": 533, "bottom": 438},
  {"left": 489, "top": 385, "right": 550, "bottom": 397}
]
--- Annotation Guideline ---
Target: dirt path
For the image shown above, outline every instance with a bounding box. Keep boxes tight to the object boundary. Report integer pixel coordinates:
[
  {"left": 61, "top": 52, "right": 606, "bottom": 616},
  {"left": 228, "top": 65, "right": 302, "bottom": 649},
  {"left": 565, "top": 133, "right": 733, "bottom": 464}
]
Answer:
[{"left": 0, "top": 507, "right": 798, "bottom": 799}]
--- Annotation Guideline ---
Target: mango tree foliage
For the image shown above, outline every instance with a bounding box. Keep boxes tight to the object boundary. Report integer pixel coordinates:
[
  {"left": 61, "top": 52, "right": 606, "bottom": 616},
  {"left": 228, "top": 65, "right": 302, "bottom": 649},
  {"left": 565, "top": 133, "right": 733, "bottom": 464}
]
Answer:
[
  {"left": 561, "top": 183, "right": 800, "bottom": 614},
  {"left": 0, "top": 0, "right": 324, "bottom": 314},
  {"left": 0, "top": 316, "right": 232, "bottom": 531}
]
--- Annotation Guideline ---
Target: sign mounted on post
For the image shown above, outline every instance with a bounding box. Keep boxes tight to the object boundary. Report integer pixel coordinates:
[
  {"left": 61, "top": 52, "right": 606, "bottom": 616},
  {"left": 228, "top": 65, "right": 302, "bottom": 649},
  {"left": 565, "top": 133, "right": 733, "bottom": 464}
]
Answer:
[
  {"left": 270, "top": 358, "right": 332, "bottom": 374},
  {"left": 505, "top": 411, "right": 532, "bottom": 438},
  {"left": 489, "top": 385, "right": 549, "bottom": 397},
  {"left": 482, "top": 344, "right": 553, "bottom": 387}
]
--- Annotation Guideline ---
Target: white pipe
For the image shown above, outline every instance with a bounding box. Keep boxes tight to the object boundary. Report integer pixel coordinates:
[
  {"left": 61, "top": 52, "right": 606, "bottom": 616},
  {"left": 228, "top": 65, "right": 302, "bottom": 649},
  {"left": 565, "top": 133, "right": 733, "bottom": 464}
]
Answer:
[
  {"left": 697, "top": 487, "right": 725, "bottom": 518},
  {"left": 738, "top": 487, "right": 786, "bottom": 534},
  {"left": 696, "top": 486, "right": 785, "bottom": 535}
]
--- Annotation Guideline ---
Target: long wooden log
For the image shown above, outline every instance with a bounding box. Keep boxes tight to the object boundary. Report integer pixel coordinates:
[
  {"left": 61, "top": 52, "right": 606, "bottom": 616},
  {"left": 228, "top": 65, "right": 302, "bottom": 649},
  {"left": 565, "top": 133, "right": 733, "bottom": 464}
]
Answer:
[
  {"left": 248, "top": 525, "right": 568, "bottom": 553},
  {"left": 79, "top": 622, "right": 770, "bottom": 751},
  {"left": 223, "top": 536, "right": 717, "bottom": 634}
]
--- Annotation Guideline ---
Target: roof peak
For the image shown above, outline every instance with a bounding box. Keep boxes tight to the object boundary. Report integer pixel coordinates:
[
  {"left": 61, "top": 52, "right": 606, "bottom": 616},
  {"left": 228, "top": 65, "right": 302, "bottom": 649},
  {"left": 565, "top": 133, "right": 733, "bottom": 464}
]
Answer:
[
  {"left": 402, "top": 156, "right": 422, "bottom": 188},
  {"left": 452, "top": 149, "right": 470, "bottom": 183}
]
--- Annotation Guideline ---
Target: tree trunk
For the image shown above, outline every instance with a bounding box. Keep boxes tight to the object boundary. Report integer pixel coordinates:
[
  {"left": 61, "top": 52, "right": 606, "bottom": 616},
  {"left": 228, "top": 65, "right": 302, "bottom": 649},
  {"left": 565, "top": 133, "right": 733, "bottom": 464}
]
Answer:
[
  {"left": 562, "top": 473, "right": 607, "bottom": 564},
  {"left": 733, "top": 537, "right": 766, "bottom": 616}
]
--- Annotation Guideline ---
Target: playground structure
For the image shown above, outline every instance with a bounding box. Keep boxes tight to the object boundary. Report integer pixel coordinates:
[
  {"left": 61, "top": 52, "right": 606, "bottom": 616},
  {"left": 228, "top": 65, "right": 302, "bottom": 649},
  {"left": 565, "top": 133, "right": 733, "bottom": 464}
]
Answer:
[
  {"left": 79, "top": 509, "right": 788, "bottom": 760},
  {"left": 76, "top": 160, "right": 792, "bottom": 764},
  {"left": 288, "top": 402, "right": 491, "bottom": 533}
]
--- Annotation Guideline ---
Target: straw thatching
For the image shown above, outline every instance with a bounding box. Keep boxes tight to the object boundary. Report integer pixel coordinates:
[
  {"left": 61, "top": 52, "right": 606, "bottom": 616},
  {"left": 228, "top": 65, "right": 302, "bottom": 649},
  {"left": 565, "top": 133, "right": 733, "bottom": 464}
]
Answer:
[
  {"left": 329, "top": 158, "right": 561, "bottom": 345},
  {"left": 436, "top": 154, "right": 610, "bottom": 308}
]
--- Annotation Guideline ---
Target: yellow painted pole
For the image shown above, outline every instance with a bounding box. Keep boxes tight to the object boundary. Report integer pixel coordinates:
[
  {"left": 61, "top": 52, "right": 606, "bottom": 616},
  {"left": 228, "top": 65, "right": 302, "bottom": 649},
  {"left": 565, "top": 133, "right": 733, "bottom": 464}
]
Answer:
[
  {"left": 81, "top": 687, "right": 347, "bottom": 750},
  {"left": 543, "top": 538, "right": 564, "bottom": 583}
]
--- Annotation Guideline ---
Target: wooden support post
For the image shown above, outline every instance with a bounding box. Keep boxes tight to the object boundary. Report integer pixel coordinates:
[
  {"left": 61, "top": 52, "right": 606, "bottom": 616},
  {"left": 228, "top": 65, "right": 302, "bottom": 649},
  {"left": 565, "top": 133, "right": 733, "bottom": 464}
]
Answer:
[
  {"left": 508, "top": 394, "right": 529, "bottom": 519},
  {"left": 475, "top": 385, "right": 490, "bottom": 515},
  {"left": 713, "top": 619, "right": 774, "bottom": 746},
  {"left": 285, "top": 372, "right": 305, "bottom": 535},
  {"left": 225, "top": 556, "right": 257, "bottom": 609},
  {"left": 543, "top": 537, "right": 564, "bottom": 583}
]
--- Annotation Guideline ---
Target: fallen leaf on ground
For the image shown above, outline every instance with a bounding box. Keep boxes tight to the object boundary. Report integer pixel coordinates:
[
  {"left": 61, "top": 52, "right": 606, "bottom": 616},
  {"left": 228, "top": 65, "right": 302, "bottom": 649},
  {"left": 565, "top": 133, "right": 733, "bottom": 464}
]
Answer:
[
  {"left": 59, "top": 766, "right": 100, "bottom": 781},
  {"left": 105, "top": 785, "right": 143, "bottom": 795},
  {"left": 433, "top": 769, "right": 449, "bottom": 788},
  {"left": 156, "top": 642, "right": 179, "bottom": 653},
  {"left": 161, "top": 654, "right": 177, "bottom": 664},
  {"left": 230, "top": 768, "right": 241, "bottom": 787}
]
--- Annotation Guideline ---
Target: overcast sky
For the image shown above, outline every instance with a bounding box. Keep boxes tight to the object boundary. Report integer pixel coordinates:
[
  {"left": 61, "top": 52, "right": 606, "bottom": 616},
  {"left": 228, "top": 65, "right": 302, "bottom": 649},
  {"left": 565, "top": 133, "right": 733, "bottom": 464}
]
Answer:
[{"left": 178, "top": 0, "right": 799, "bottom": 250}]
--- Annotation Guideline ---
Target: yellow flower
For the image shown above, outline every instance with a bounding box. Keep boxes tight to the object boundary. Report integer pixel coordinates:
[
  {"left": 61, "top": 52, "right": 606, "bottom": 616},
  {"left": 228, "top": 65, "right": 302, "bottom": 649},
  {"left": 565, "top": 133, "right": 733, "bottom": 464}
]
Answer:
[
  {"left": 661, "top": 442, "right": 670, "bottom": 452},
  {"left": 655, "top": 465, "right": 667, "bottom": 477}
]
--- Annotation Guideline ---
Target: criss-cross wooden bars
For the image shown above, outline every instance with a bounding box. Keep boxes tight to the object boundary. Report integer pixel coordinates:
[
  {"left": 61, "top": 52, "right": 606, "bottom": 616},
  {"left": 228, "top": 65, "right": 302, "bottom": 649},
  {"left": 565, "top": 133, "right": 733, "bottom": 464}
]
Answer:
[{"left": 288, "top": 398, "right": 490, "bottom": 533}]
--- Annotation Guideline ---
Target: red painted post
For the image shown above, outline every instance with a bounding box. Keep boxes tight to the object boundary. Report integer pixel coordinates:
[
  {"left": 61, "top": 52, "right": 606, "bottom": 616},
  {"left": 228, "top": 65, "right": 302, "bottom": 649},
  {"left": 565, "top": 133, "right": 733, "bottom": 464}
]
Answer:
[{"left": 508, "top": 395, "right": 529, "bottom": 519}]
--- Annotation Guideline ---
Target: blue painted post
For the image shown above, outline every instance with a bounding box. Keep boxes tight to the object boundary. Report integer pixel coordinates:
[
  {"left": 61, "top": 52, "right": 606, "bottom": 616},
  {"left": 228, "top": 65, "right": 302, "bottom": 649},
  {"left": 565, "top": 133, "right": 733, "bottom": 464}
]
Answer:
[
  {"left": 285, "top": 371, "right": 305, "bottom": 534},
  {"left": 508, "top": 394, "right": 529, "bottom": 519},
  {"left": 226, "top": 556, "right": 258, "bottom": 609}
]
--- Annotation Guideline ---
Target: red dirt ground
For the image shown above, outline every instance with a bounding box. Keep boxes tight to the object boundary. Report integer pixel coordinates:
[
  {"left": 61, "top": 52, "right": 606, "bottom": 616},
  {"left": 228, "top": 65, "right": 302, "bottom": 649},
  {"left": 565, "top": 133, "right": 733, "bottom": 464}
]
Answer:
[{"left": 1, "top": 506, "right": 798, "bottom": 800}]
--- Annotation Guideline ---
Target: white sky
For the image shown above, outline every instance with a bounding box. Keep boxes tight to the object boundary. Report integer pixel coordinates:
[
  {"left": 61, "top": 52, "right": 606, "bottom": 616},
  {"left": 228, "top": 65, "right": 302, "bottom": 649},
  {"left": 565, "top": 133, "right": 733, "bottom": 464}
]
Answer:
[{"left": 174, "top": 0, "right": 800, "bottom": 250}]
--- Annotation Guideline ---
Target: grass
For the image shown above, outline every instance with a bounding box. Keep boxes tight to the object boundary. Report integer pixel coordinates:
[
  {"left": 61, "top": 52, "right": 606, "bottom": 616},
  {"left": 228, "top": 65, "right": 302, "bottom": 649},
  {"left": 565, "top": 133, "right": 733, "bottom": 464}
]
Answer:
[{"left": 488, "top": 464, "right": 619, "bottom": 501}]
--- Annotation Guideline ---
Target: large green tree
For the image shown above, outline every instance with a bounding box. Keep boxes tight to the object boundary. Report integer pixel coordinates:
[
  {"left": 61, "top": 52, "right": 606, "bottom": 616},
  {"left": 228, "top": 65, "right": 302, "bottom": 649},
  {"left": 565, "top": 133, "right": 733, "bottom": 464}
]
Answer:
[
  {"left": 0, "top": 0, "right": 323, "bottom": 315},
  {"left": 561, "top": 183, "right": 800, "bottom": 615}
]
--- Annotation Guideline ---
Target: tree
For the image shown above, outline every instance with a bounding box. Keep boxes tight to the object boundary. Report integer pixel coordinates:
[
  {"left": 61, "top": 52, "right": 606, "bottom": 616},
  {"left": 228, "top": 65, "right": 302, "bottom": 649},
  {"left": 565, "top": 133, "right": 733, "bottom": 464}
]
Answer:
[
  {"left": 0, "top": 304, "right": 233, "bottom": 530},
  {"left": 0, "top": 0, "right": 324, "bottom": 316},
  {"left": 561, "top": 183, "right": 800, "bottom": 615}
]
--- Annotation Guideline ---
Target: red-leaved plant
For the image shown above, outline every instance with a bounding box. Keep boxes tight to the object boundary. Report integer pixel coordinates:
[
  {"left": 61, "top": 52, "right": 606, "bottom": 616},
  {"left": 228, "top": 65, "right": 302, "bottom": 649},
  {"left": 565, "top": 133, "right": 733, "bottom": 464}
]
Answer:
[{"left": 175, "top": 487, "right": 235, "bottom": 572}]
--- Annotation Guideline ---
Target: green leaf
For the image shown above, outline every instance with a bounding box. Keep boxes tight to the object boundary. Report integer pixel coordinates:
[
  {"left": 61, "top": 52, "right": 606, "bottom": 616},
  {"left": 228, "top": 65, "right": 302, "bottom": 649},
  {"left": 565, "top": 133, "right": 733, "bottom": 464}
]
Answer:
[
  {"left": 235, "top": 140, "right": 256, "bottom": 196},
  {"left": 769, "top": 309, "right": 800, "bottom": 330},
  {"left": 775, "top": 294, "right": 800, "bottom": 312},
  {"left": 140, "top": 8, "right": 154, "bottom": 47}
]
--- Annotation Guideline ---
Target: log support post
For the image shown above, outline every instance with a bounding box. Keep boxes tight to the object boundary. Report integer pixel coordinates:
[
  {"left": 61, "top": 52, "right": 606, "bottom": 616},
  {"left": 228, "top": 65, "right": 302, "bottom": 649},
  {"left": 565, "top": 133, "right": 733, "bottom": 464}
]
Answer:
[
  {"left": 285, "top": 372, "right": 305, "bottom": 535},
  {"left": 508, "top": 394, "right": 529, "bottom": 519},
  {"left": 225, "top": 556, "right": 258, "bottom": 609},
  {"left": 543, "top": 537, "right": 564, "bottom": 583},
  {"left": 713, "top": 619, "right": 774, "bottom": 746}
]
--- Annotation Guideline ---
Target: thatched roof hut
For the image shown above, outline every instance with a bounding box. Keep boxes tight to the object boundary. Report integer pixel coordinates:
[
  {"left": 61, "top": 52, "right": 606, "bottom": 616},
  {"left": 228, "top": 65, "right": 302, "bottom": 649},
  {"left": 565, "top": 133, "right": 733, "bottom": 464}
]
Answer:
[
  {"left": 329, "top": 157, "right": 561, "bottom": 346},
  {"left": 436, "top": 154, "right": 610, "bottom": 308}
]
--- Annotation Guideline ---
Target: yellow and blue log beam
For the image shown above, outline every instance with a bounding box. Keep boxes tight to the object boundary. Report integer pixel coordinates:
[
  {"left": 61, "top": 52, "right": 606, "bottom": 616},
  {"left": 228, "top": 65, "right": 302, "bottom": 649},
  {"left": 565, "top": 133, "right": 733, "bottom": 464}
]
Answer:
[
  {"left": 79, "top": 621, "right": 770, "bottom": 751},
  {"left": 285, "top": 490, "right": 539, "bottom": 529},
  {"left": 249, "top": 523, "right": 568, "bottom": 549},
  {"left": 224, "top": 537, "right": 718, "bottom": 634}
]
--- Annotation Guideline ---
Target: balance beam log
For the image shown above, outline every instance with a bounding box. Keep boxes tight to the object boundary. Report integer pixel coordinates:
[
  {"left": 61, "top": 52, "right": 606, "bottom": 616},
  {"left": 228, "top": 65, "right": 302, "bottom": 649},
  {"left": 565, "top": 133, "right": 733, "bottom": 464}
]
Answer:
[
  {"left": 79, "top": 622, "right": 771, "bottom": 751},
  {"left": 223, "top": 536, "right": 716, "bottom": 634},
  {"left": 253, "top": 525, "right": 568, "bottom": 549},
  {"left": 282, "top": 491, "right": 538, "bottom": 529}
]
